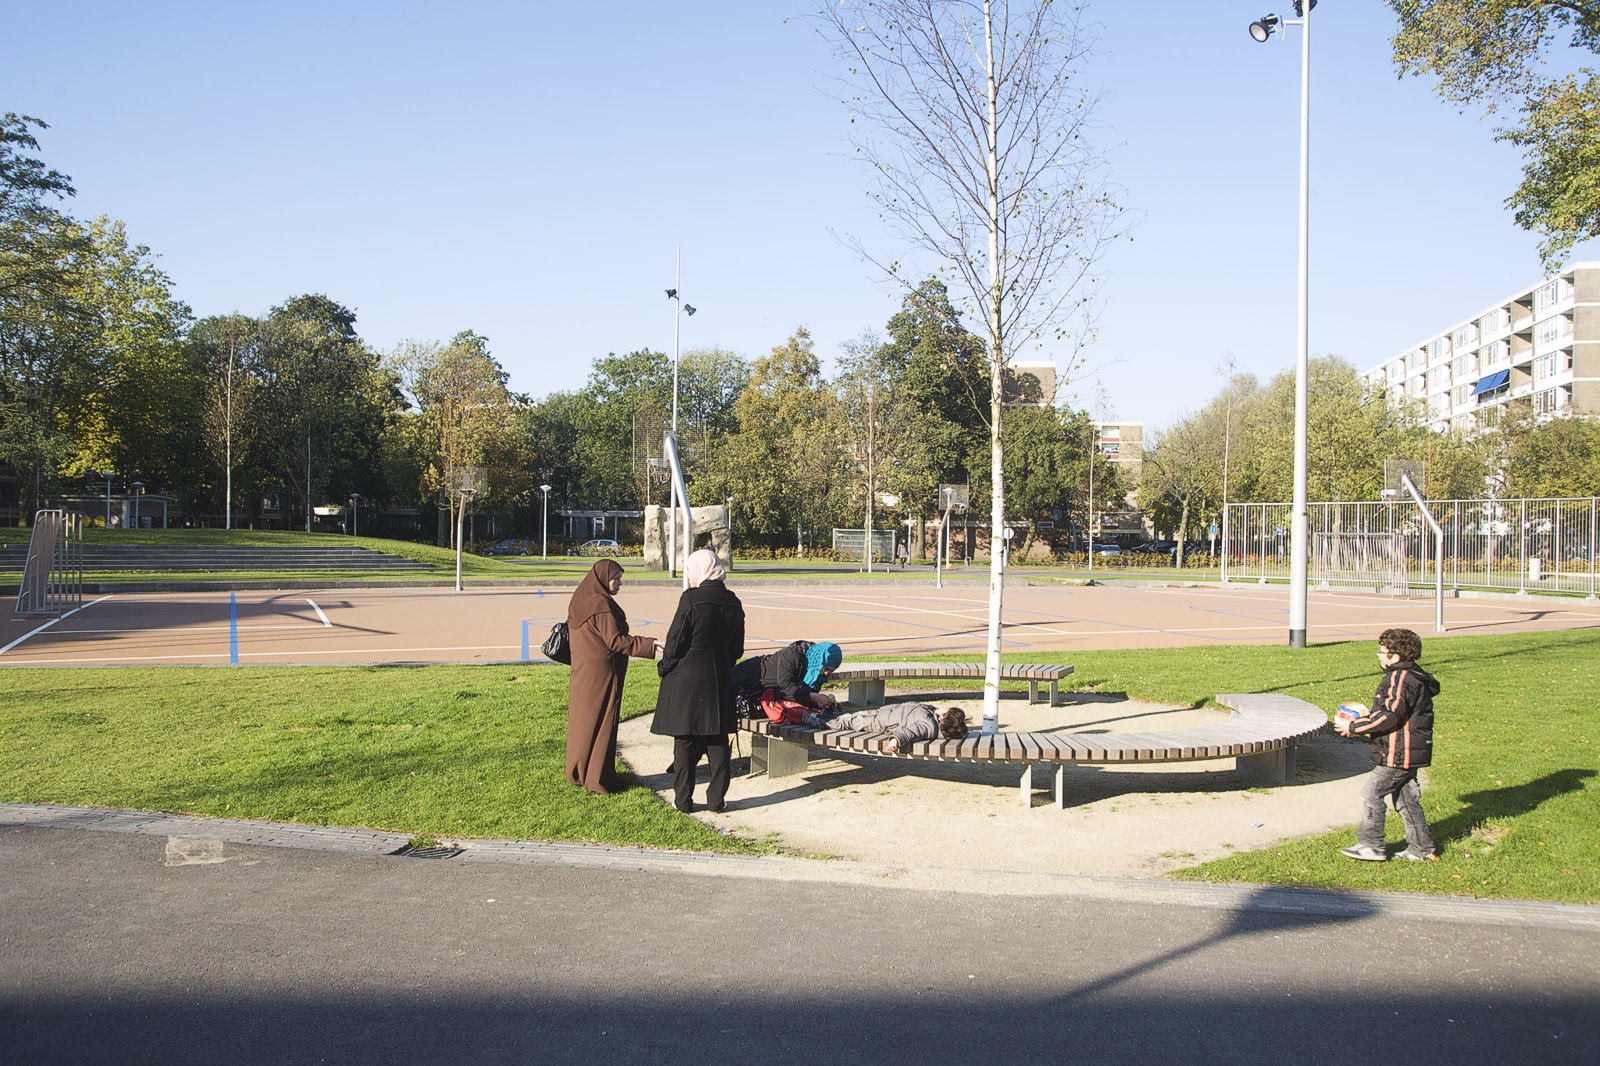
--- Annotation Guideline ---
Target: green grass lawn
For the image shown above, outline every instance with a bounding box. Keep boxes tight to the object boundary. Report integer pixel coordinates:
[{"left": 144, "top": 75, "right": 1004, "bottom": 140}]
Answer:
[{"left": 2, "top": 630, "right": 1595, "bottom": 901}]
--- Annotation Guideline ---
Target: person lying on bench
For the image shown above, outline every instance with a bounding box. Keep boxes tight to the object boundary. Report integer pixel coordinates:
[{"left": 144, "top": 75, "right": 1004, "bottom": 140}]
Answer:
[{"left": 825, "top": 702, "right": 969, "bottom": 752}]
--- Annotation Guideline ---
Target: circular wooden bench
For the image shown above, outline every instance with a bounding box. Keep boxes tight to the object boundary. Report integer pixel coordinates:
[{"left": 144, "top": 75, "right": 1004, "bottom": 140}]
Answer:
[{"left": 738, "top": 691, "right": 1329, "bottom": 807}]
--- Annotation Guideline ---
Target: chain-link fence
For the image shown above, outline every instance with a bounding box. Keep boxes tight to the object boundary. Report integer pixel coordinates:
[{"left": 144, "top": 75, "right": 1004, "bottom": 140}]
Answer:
[{"left": 1224, "top": 497, "right": 1600, "bottom": 595}]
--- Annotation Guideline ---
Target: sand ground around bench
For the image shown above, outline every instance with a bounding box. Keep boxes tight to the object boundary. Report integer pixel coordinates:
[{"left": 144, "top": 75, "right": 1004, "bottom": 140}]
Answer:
[{"left": 619, "top": 690, "right": 1378, "bottom": 881}]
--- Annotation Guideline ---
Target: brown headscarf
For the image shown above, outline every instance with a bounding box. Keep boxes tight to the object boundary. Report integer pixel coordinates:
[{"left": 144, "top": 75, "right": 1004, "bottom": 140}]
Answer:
[{"left": 568, "top": 558, "right": 625, "bottom": 628}]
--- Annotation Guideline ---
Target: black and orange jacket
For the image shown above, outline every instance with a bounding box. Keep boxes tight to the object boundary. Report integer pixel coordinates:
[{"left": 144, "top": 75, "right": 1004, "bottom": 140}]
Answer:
[{"left": 1350, "top": 660, "right": 1438, "bottom": 769}]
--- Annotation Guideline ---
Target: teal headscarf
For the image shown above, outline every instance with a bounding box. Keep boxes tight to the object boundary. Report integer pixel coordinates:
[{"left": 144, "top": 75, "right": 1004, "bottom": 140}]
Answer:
[{"left": 803, "top": 641, "right": 842, "bottom": 688}]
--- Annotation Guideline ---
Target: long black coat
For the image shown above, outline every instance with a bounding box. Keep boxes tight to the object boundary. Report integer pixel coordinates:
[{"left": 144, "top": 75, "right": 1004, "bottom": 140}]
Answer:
[{"left": 651, "top": 580, "right": 746, "bottom": 737}]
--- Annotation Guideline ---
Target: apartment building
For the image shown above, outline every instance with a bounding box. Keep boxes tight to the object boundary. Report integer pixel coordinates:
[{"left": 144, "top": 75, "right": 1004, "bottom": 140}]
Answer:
[{"left": 1364, "top": 263, "right": 1600, "bottom": 431}]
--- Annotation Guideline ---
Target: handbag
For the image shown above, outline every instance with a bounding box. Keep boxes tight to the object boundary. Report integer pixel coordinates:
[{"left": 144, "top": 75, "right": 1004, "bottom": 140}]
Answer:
[{"left": 541, "top": 621, "right": 572, "bottom": 665}]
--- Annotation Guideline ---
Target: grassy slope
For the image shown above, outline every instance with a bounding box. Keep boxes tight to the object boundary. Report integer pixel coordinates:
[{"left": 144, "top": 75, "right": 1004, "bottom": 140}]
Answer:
[{"left": 2, "top": 630, "right": 1595, "bottom": 900}]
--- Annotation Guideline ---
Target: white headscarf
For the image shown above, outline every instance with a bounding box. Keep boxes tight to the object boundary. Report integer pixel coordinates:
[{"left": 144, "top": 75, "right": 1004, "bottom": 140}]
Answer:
[{"left": 685, "top": 548, "right": 727, "bottom": 588}]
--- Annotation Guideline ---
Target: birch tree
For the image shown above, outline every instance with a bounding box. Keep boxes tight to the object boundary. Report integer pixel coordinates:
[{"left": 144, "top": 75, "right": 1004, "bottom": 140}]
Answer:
[{"left": 818, "top": 0, "right": 1122, "bottom": 729}]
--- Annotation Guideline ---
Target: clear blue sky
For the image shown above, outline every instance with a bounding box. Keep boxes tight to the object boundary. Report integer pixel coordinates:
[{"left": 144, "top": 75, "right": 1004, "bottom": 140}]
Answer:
[{"left": 8, "top": 1, "right": 1593, "bottom": 435}]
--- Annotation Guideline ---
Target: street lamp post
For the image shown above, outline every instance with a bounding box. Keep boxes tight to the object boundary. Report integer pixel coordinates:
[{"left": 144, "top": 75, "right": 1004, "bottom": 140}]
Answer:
[
  {"left": 1250, "top": 0, "right": 1314, "bottom": 647},
  {"left": 724, "top": 495, "right": 734, "bottom": 564},
  {"left": 131, "top": 482, "right": 143, "bottom": 531},
  {"left": 665, "top": 249, "right": 697, "bottom": 578},
  {"left": 349, "top": 493, "right": 360, "bottom": 537},
  {"left": 539, "top": 483, "right": 552, "bottom": 560}
]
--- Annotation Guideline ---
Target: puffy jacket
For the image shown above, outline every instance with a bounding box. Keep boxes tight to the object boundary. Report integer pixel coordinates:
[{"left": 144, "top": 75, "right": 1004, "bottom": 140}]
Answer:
[
  {"left": 828, "top": 702, "right": 941, "bottom": 749},
  {"left": 730, "top": 641, "right": 817, "bottom": 704},
  {"left": 1349, "top": 660, "right": 1437, "bottom": 769}
]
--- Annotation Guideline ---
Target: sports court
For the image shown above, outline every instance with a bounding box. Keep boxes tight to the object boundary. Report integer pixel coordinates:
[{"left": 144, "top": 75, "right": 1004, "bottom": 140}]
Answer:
[{"left": 4, "top": 581, "right": 1597, "bottom": 666}]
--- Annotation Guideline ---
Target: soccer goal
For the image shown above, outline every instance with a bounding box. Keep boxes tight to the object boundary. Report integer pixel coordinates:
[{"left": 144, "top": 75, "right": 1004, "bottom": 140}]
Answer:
[
  {"left": 1313, "top": 532, "right": 1407, "bottom": 595},
  {"left": 15, "top": 509, "right": 84, "bottom": 616}
]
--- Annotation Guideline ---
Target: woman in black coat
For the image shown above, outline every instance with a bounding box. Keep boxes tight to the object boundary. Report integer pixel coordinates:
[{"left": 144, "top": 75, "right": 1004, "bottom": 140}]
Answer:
[{"left": 651, "top": 548, "right": 745, "bottom": 813}]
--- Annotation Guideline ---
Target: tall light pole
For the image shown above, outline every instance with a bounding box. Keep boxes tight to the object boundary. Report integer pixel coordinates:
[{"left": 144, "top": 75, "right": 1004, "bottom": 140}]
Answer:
[
  {"left": 539, "top": 483, "right": 551, "bottom": 560},
  {"left": 724, "top": 495, "right": 734, "bottom": 565},
  {"left": 131, "top": 481, "right": 143, "bottom": 531},
  {"left": 1250, "top": 1, "right": 1314, "bottom": 647},
  {"left": 665, "top": 249, "right": 697, "bottom": 578},
  {"left": 349, "top": 493, "right": 360, "bottom": 537}
]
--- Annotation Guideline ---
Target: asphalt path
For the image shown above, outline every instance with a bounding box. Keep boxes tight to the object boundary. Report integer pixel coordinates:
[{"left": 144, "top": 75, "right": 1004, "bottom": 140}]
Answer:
[{"left": 3, "top": 824, "right": 1597, "bottom": 1066}]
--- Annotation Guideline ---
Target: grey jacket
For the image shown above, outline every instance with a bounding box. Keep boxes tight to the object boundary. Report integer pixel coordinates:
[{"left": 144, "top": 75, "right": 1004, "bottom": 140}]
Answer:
[{"left": 827, "top": 701, "right": 941, "bottom": 748}]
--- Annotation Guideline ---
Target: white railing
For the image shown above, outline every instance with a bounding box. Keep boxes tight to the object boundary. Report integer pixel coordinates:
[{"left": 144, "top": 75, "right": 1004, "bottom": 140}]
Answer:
[{"left": 1224, "top": 497, "right": 1600, "bottom": 596}]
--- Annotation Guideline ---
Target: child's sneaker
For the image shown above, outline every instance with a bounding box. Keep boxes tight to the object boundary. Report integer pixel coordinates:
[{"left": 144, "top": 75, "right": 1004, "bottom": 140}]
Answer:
[
  {"left": 1340, "top": 844, "right": 1387, "bottom": 862},
  {"left": 1399, "top": 847, "right": 1439, "bottom": 862}
]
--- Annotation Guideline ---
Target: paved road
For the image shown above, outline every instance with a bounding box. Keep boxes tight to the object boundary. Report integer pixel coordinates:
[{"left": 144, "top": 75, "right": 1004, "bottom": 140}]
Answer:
[{"left": 3, "top": 819, "right": 1596, "bottom": 1066}]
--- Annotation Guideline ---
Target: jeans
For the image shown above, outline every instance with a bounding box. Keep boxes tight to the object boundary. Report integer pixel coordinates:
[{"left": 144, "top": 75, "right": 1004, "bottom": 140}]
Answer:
[{"left": 1359, "top": 765, "right": 1434, "bottom": 854}]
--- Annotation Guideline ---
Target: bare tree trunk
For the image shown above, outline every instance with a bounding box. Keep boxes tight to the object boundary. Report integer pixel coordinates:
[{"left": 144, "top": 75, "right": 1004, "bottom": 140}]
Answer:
[{"left": 981, "top": 1, "right": 1005, "bottom": 733}]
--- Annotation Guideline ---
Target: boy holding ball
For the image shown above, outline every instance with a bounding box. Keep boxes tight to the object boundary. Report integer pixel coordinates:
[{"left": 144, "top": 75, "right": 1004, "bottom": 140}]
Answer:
[{"left": 1336, "top": 628, "right": 1440, "bottom": 862}]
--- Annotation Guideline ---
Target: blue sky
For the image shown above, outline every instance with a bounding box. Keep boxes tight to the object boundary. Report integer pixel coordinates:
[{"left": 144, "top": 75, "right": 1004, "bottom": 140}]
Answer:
[{"left": 7, "top": 1, "right": 1594, "bottom": 435}]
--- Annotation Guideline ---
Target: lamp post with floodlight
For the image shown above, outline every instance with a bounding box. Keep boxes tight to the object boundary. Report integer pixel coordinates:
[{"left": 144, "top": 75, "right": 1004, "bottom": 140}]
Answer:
[
  {"left": 1249, "top": 0, "right": 1315, "bottom": 647},
  {"left": 665, "top": 249, "right": 697, "bottom": 578}
]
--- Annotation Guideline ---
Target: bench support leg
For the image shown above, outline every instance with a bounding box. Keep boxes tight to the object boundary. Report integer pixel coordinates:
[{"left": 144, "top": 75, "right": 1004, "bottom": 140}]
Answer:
[
  {"left": 1236, "top": 744, "right": 1295, "bottom": 785},
  {"left": 1027, "top": 680, "right": 1064, "bottom": 707},
  {"left": 849, "top": 679, "right": 886, "bottom": 706},
  {"left": 1020, "top": 763, "right": 1068, "bottom": 807},
  {"left": 749, "top": 734, "right": 811, "bottom": 778}
]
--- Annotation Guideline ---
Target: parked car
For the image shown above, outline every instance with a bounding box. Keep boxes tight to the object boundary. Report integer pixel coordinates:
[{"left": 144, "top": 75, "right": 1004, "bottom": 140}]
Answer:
[
  {"left": 1092, "top": 543, "right": 1121, "bottom": 556},
  {"left": 568, "top": 538, "right": 622, "bottom": 557},
  {"left": 484, "top": 537, "right": 537, "bottom": 556}
]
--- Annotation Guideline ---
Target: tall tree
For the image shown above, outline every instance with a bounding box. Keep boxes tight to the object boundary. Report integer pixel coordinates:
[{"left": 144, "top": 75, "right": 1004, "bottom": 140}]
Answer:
[
  {"left": 189, "top": 314, "right": 259, "bottom": 528},
  {"left": 703, "top": 329, "right": 847, "bottom": 549},
  {"left": 1487, "top": 401, "right": 1600, "bottom": 497},
  {"left": 819, "top": 0, "right": 1122, "bottom": 728},
  {"left": 254, "top": 295, "right": 397, "bottom": 531},
  {"left": 394, "top": 330, "right": 521, "bottom": 548},
  {"left": 1390, "top": 0, "right": 1600, "bottom": 266}
]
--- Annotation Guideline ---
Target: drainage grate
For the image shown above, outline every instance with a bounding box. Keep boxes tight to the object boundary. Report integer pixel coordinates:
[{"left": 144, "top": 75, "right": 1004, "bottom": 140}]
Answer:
[{"left": 398, "top": 845, "right": 464, "bottom": 859}]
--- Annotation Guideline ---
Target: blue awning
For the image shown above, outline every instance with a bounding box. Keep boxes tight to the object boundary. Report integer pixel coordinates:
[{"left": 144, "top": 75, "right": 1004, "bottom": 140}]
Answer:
[{"left": 1472, "top": 370, "right": 1510, "bottom": 396}]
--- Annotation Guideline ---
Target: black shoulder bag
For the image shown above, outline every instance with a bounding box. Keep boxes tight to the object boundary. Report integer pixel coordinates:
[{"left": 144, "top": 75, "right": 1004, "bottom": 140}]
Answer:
[{"left": 541, "top": 621, "right": 572, "bottom": 665}]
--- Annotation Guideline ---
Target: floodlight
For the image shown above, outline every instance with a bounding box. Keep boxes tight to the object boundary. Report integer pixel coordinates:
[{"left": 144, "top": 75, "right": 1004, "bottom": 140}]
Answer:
[{"left": 1249, "top": 14, "right": 1279, "bottom": 41}]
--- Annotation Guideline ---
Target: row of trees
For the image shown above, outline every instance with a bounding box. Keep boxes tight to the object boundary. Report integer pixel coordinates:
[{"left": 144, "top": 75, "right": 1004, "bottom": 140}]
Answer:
[
  {"left": 0, "top": 111, "right": 1125, "bottom": 543},
  {"left": 1138, "top": 357, "right": 1600, "bottom": 557}
]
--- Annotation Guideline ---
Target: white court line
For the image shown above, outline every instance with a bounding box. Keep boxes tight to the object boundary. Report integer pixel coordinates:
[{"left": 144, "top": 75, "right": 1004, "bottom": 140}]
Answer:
[
  {"left": 0, "top": 643, "right": 525, "bottom": 665},
  {"left": 0, "top": 595, "right": 114, "bottom": 656},
  {"left": 53, "top": 625, "right": 328, "bottom": 635},
  {"left": 306, "top": 599, "right": 332, "bottom": 627}
]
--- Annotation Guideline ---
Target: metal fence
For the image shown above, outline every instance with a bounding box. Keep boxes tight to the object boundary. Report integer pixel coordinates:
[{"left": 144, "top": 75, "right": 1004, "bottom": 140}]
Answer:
[
  {"left": 832, "top": 527, "right": 896, "bottom": 563},
  {"left": 1224, "top": 497, "right": 1600, "bottom": 596}
]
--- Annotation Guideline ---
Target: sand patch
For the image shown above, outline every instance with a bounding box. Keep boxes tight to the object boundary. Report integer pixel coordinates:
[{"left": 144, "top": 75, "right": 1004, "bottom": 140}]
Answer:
[{"left": 619, "top": 689, "right": 1372, "bottom": 879}]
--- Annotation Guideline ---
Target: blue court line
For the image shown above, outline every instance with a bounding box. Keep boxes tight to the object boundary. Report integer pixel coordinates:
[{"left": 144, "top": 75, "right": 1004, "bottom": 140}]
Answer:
[{"left": 229, "top": 593, "right": 238, "bottom": 664}]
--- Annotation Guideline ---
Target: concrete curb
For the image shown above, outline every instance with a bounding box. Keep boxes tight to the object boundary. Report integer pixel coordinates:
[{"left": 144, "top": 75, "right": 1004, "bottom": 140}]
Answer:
[{"left": 5, "top": 802, "right": 1596, "bottom": 931}]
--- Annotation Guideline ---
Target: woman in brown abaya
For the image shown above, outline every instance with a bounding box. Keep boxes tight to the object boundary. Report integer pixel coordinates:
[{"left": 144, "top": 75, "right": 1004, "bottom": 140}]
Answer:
[{"left": 565, "top": 558, "right": 657, "bottom": 793}]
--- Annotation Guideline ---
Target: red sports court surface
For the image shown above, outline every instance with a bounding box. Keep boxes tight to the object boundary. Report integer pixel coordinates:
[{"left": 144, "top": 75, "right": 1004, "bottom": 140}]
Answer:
[{"left": 3, "top": 583, "right": 1597, "bottom": 666}]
